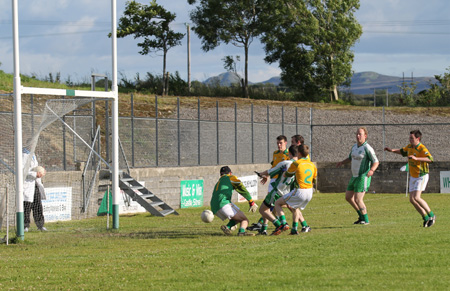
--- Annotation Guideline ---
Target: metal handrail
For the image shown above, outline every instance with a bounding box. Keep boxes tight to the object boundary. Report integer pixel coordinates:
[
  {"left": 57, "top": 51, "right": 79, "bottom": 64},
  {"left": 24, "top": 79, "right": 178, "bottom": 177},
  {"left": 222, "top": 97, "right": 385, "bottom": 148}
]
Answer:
[
  {"left": 81, "top": 126, "right": 101, "bottom": 213},
  {"left": 118, "top": 137, "right": 131, "bottom": 206}
]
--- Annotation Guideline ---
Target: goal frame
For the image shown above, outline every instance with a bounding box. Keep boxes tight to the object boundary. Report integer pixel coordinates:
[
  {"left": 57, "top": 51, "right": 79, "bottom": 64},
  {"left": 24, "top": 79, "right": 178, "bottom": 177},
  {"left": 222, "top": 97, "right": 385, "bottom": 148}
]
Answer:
[{"left": 12, "top": 0, "right": 120, "bottom": 239}]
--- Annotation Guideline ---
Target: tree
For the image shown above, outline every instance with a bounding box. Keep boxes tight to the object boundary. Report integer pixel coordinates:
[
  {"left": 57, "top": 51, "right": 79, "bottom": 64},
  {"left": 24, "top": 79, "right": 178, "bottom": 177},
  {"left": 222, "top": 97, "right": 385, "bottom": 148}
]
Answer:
[
  {"left": 397, "top": 79, "right": 417, "bottom": 106},
  {"left": 222, "top": 55, "right": 241, "bottom": 74},
  {"left": 187, "top": 0, "right": 265, "bottom": 98},
  {"left": 116, "top": 0, "right": 184, "bottom": 95},
  {"left": 261, "top": 0, "right": 362, "bottom": 101},
  {"left": 417, "top": 67, "right": 450, "bottom": 106}
]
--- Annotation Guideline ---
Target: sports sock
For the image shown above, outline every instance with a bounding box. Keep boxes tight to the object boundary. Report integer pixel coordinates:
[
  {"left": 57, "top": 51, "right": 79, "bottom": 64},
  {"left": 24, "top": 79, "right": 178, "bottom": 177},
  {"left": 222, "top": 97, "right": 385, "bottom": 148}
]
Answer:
[
  {"left": 280, "top": 215, "right": 287, "bottom": 225},
  {"left": 357, "top": 210, "right": 363, "bottom": 220},
  {"left": 272, "top": 219, "right": 281, "bottom": 227},
  {"left": 423, "top": 214, "right": 429, "bottom": 221},
  {"left": 301, "top": 220, "right": 308, "bottom": 227},
  {"left": 363, "top": 213, "right": 369, "bottom": 223},
  {"left": 428, "top": 211, "right": 435, "bottom": 218},
  {"left": 258, "top": 217, "right": 265, "bottom": 224},
  {"left": 292, "top": 222, "right": 299, "bottom": 231},
  {"left": 239, "top": 227, "right": 245, "bottom": 233},
  {"left": 227, "top": 220, "right": 237, "bottom": 229},
  {"left": 262, "top": 224, "right": 268, "bottom": 231}
]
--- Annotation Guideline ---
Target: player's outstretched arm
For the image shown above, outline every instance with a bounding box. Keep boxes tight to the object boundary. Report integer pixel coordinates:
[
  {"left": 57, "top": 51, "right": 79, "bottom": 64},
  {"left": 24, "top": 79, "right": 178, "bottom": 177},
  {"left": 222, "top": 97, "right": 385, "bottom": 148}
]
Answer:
[
  {"left": 337, "top": 158, "right": 351, "bottom": 168},
  {"left": 384, "top": 147, "right": 401, "bottom": 154}
]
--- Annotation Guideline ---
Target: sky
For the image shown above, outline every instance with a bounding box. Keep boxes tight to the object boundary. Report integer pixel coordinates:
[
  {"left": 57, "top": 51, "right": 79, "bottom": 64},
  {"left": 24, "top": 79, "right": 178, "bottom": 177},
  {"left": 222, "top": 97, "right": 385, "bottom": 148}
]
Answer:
[{"left": 1, "top": 0, "right": 450, "bottom": 84}]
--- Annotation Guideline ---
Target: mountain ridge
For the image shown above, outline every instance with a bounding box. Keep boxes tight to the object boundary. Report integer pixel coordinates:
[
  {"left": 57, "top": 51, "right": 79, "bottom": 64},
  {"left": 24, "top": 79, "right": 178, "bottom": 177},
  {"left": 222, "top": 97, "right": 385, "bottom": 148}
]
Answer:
[{"left": 203, "top": 71, "right": 438, "bottom": 95}]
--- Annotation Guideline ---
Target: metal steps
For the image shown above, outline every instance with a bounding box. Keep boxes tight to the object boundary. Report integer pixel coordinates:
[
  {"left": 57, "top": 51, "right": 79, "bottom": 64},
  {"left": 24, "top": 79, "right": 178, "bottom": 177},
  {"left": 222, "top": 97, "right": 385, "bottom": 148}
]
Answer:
[{"left": 118, "top": 172, "right": 178, "bottom": 217}]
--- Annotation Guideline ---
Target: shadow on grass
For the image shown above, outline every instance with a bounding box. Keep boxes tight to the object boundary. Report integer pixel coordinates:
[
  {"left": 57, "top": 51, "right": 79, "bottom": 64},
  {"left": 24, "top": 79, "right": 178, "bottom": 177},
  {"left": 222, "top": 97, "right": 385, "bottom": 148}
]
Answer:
[{"left": 117, "top": 230, "right": 227, "bottom": 240}]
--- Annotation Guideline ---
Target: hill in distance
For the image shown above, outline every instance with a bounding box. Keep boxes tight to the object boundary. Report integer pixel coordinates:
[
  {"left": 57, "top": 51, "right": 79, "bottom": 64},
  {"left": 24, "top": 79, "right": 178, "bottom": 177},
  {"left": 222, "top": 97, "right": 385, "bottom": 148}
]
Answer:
[
  {"left": 204, "top": 71, "right": 437, "bottom": 95},
  {"left": 203, "top": 72, "right": 250, "bottom": 86},
  {"left": 346, "top": 71, "right": 437, "bottom": 95}
]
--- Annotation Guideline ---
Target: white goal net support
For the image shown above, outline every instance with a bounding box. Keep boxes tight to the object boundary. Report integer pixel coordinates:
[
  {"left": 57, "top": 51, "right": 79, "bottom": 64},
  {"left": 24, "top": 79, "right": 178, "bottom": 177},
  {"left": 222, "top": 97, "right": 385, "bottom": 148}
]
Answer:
[{"left": 7, "top": 0, "right": 120, "bottom": 241}]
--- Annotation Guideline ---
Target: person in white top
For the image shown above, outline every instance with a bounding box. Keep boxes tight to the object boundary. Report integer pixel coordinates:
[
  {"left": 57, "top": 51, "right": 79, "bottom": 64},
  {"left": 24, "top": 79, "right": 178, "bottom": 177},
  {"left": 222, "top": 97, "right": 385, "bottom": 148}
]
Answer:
[
  {"left": 23, "top": 147, "right": 47, "bottom": 232},
  {"left": 337, "top": 127, "right": 379, "bottom": 225}
]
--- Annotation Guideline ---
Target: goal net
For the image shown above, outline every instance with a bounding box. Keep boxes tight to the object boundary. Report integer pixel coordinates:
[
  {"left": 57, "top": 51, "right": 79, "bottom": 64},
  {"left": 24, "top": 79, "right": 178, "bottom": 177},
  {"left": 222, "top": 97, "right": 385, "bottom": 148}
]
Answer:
[{"left": 0, "top": 93, "right": 115, "bottom": 235}]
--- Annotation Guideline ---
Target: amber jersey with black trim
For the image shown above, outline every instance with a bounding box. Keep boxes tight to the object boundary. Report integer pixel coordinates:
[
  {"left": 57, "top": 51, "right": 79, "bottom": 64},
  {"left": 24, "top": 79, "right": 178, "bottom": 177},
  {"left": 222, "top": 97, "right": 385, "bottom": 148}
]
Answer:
[
  {"left": 270, "top": 149, "right": 289, "bottom": 178},
  {"left": 400, "top": 143, "right": 433, "bottom": 178}
]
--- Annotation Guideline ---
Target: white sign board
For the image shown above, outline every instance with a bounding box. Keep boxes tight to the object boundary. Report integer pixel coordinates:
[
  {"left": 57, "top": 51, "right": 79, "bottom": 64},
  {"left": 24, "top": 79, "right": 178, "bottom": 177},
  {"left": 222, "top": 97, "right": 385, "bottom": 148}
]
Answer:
[
  {"left": 440, "top": 171, "right": 450, "bottom": 193},
  {"left": 42, "top": 187, "right": 72, "bottom": 222},
  {"left": 119, "top": 181, "right": 147, "bottom": 214},
  {"left": 238, "top": 175, "right": 259, "bottom": 202}
]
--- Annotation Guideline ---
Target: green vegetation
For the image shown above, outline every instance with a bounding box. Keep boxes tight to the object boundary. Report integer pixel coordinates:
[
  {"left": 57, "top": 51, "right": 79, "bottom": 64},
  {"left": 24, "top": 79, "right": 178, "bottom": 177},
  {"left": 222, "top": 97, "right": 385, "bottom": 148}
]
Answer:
[
  {"left": 1, "top": 193, "right": 449, "bottom": 289},
  {"left": 188, "top": 0, "right": 266, "bottom": 98},
  {"left": 261, "top": 0, "right": 362, "bottom": 102},
  {"left": 0, "top": 70, "right": 83, "bottom": 93},
  {"left": 116, "top": 0, "right": 184, "bottom": 96}
]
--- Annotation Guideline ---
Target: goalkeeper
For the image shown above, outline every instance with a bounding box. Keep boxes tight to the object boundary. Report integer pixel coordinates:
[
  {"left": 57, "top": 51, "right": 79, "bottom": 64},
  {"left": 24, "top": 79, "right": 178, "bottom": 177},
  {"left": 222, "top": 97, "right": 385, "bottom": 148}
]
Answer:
[
  {"left": 210, "top": 166, "right": 258, "bottom": 236},
  {"left": 251, "top": 145, "right": 299, "bottom": 235}
]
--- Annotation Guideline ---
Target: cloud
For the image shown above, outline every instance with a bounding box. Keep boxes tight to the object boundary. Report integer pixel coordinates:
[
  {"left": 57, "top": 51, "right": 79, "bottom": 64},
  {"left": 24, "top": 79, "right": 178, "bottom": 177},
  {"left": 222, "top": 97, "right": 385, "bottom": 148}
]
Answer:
[{"left": 2, "top": 0, "right": 450, "bottom": 84}]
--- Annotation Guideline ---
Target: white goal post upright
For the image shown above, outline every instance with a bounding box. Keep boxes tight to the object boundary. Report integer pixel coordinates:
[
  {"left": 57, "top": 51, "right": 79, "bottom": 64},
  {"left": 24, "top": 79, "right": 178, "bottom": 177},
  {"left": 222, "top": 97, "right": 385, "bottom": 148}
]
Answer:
[
  {"left": 12, "top": 0, "right": 120, "bottom": 239},
  {"left": 12, "top": 0, "right": 24, "bottom": 240},
  {"left": 111, "top": 0, "right": 120, "bottom": 229}
]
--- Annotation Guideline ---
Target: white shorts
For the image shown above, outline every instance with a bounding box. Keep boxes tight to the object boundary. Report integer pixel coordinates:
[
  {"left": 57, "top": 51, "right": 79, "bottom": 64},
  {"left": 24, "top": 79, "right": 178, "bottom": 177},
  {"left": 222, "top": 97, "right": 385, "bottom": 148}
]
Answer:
[
  {"left": 216, "top": 203, "right": 240, "bottom": 221},
  {"left": 409, "top": 174, "right": 429, "bottom": 192},
  {"left": 282, "top": 188, "right": 313, "bottom": 210}
]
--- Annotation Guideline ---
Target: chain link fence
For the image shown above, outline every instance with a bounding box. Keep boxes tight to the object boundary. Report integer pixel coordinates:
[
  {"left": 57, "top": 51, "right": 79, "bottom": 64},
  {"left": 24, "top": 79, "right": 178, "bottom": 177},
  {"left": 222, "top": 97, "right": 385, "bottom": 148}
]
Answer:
[{"left": 2, "top": 93, "right": 449, "bottom": 172}]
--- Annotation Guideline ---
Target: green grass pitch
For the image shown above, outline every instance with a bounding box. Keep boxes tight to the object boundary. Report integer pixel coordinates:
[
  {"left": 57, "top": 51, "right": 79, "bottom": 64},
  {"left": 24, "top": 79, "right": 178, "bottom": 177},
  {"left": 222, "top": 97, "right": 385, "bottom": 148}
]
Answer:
[{"left": 1, "top": 193, "right": 449, "bottom": 290}]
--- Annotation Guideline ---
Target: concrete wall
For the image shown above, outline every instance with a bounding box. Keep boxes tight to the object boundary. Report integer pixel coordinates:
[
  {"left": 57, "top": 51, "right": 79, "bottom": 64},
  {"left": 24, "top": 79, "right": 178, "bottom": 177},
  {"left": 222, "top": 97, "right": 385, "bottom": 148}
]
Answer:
[
  {"left": 318, "top": 162, "right": 449, "bottom": 193},
  {"left": 128, "top": 164, "right": 270, "bottom": 209},
  {"left": 25, "top": 164, "right": 271, "bottom": 222},
  {"left": 25, "top": 161, "right": 448, "bottom": 223}
]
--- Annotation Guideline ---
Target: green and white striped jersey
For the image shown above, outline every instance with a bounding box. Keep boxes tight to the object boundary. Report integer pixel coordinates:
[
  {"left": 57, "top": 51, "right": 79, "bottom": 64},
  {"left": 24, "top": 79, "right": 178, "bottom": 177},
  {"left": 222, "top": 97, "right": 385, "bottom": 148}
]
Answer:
[{"left": 349, "top": 141, "right": 379, "bottom": 177}]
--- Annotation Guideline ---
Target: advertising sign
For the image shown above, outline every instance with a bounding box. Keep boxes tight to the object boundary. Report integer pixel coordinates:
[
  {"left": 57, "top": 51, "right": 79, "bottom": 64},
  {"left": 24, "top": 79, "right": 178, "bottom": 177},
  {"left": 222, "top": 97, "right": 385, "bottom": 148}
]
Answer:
[
  {"left": 238, "top": 175, "right": 258, "bottom": 202},
  {"left": 180, "top": 180, "right": 204, "bottom": 208},
  {"left": 440, "top": 171, "right": 450, "bottom": 193},
  {"left": 42, "top": 187, "right": 72, "bottom": 222}
]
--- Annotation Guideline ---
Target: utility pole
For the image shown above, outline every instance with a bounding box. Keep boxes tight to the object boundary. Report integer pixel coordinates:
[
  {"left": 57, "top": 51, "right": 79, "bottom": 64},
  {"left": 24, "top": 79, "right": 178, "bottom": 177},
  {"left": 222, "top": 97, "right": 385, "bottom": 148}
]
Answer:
[
  {"left": 373, "top": 88, "right": 376, "bottom": 107},
  {"left": 386, "top": 88, "right": 389, "bottom": 107},
  {"left": 186, "top": 23, "right": 191, "bottom": 94}
]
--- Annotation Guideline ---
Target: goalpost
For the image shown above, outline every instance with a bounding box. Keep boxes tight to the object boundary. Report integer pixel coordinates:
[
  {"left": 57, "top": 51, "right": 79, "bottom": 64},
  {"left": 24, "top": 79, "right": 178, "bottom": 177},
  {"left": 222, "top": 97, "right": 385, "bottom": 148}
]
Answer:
[{"left": 11, "top": 0, "right": 120, "bottom": 239}]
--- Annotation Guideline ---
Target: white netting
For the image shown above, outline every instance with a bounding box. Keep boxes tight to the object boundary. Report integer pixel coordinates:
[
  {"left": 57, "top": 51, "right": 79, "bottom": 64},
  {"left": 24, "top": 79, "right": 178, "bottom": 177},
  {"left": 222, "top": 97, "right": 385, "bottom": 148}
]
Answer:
[{"left": 0, "top": 94, "right": 107, "bottom": 233}]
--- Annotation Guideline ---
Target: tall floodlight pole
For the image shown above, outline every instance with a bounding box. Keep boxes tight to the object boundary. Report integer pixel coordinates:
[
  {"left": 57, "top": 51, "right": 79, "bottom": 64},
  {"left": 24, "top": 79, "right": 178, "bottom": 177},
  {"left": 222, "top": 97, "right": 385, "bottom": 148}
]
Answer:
[
  {"left": 12, "top": 0, "right": 24, "bottom": 240},
  {"left": 111, "top": 0, "right": 120, "bottom": 229}
]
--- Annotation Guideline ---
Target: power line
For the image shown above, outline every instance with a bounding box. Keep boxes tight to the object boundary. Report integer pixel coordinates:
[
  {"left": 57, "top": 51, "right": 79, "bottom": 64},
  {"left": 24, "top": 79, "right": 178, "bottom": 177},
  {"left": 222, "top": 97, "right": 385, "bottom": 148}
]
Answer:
[
  {"left": 361, "top": 20, "right": 450, "bottom": 26},
  {"left": 0, "top": 20, "right": 111, "bottom": 26},
  {"left": 363, "top": 30, "right": 450, "bottom": 35},
  {"left": 0, "top": 29, "right": 111, "bottom": 39}
]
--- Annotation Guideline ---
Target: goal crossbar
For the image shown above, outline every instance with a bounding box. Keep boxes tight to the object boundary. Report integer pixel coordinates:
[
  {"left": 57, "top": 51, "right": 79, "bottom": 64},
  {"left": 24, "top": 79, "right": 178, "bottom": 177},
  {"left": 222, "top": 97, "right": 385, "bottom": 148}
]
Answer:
[{"left": 21, "top": 86, "right": 115, "bottom": 99}]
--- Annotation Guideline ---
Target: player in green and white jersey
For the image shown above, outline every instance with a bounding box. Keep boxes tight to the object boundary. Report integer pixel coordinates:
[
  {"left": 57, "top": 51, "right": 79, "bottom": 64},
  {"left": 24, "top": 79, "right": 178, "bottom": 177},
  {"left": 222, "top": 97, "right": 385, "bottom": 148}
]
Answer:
[
  {"left": 211, "top": 166, "right": 258, "bottom": 236},
  {"left": 337, "top": 127, "right": 379, "bottom": 225},
  {"left": 247, "top": 135, "right": 288, "bottom": 232},
  {"left": 252, "top": 145, "right": 299, "bottom": 235}
]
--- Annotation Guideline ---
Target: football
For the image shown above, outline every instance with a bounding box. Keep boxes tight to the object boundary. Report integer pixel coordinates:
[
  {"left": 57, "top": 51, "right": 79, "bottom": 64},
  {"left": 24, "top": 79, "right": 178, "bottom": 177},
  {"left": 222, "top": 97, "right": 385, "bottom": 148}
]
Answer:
[{"left": 201, "top": 210, "right": 214, "bottom": 223}]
